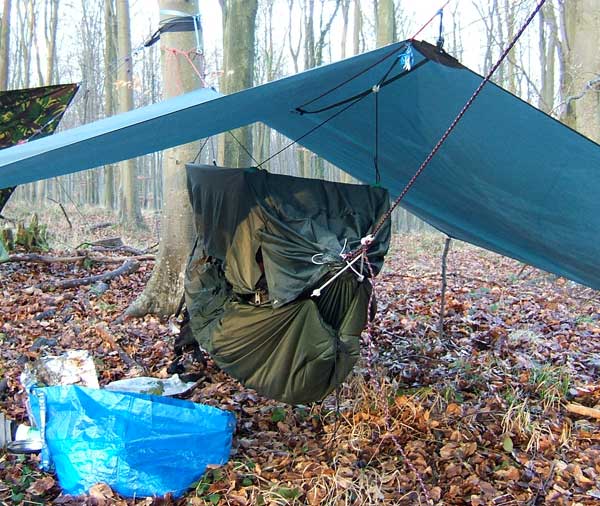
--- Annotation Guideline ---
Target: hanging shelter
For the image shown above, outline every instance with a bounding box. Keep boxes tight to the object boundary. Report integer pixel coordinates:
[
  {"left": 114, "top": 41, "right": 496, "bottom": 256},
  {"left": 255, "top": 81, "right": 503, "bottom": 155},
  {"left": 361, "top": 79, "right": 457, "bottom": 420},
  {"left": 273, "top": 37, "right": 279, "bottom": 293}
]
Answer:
[
  {"left": 185, "top": 165, "right": 390, "bottom": 403},
  {"left": 0, "top": 84, "right": 79, "bottom": 213},
  {"left": 0, "top": 40, "right": 598, "bottom": 290}
]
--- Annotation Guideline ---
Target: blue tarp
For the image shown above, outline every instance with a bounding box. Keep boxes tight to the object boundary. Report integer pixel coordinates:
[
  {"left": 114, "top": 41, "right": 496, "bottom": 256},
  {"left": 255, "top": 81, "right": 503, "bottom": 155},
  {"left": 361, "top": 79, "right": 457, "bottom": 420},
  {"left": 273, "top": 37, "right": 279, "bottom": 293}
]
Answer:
[
  {"left": 0, "top": 40, "right": 598, "bottom": 289},
  {"left": 29, "top": 386, "right": 235, "bottom": 498}
]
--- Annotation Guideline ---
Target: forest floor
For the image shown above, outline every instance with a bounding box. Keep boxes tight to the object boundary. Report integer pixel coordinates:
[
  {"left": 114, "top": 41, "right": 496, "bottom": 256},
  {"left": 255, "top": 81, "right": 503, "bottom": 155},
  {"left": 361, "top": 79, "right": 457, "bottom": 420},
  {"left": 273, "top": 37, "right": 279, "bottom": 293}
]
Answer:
[{"left": 0, "top": 208, "right": 599, "bottom": 506}]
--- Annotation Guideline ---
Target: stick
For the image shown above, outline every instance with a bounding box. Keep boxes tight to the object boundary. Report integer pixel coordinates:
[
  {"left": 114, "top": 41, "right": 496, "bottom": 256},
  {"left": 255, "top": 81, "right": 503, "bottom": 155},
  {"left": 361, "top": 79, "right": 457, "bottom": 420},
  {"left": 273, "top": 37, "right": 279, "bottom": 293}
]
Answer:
[
  {"left": 438, "top": 236, "right": 452, "bottom": 340},
  {"left": 4, "top": 253, "right": 154, "bottom": 265},
  {"left": 36, "top": 259, "right": 140, "bottom": 291},
  {"left": 95, "top": 323, "right": 146, "bottom": 373},
  {"left": 86, "top": 222, "right": 114, "bottom": 232},
  {"left": 565, "top": 402, "right": 600, "bottom": 420},
  {"left": 47, "top": 197, "right": 72, "bottom": 229}
]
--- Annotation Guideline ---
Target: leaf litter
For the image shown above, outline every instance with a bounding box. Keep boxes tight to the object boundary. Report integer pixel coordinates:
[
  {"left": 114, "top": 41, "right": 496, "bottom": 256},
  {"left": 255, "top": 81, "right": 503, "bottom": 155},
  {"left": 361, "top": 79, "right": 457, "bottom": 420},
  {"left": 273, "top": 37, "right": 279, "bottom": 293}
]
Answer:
[{"left": 0, "top": 227, "right": 599, "bottom": 506}]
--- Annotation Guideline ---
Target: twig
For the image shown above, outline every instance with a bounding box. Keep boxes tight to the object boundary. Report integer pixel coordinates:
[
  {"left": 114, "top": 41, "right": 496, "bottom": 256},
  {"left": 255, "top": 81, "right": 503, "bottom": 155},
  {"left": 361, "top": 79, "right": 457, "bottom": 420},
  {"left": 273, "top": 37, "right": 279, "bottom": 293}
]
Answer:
[
  {"left": 95, "top": 323, "right": 146, "bottom": 373},
  {"left": 0, "top": 213, "right": 16, "bottom": 224},
  {"left": 528, "top": 460, "right": 556, "bottom": 506},
  {"left": 438, "top": 236, "right": 452, "bottom": 340},
  {"left": 86, "top": 222, "right": 114, "bottom": 232},
  {"left": 4, "top": 253, "right": 154, "bottom": 265},
  {"left": 47, "top": 197, "right": 72, "bottom": 229},
  {"left": 516, "top": 263, "right": 530, "bottom": 279},
  {"left": 36, "top": 259, "right": 140, "bottom": 290},
  {"left": 565, "top": 402, "right": 600, "bottom": 420}
]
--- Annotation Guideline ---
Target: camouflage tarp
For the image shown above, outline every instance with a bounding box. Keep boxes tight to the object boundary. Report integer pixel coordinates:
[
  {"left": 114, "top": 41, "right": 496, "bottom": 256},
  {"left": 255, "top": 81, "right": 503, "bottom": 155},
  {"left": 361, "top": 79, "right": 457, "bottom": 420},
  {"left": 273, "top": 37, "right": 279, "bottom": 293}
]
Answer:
[{"left": 0, "top": 84, "right": 78, "bottom": 212}]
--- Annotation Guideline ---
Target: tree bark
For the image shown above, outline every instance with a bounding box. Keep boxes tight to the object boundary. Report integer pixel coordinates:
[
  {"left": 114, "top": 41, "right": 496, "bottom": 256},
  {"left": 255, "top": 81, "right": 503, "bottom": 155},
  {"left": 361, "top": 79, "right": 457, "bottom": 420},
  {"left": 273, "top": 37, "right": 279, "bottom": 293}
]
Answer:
[
  {"left": 560, "top": 0, "right": 600, "bottom": 142},
  {"left": 352, "top": 0, "right": 361, "bottom": 56},
  {"left": 220, "top": 0, "right": 258, "bottom": 168},
  {"left": 116, "top": 0, "right": 143, "bottom": 227},
  {"left": 375, "top": 0, "right": 394, "bottom": 48},
  {"left": 0, "top": 0, "right": 11, "bottom": 90},
  {"left": 126, "top": 0, "right": 202, "bottom": 317},
  {"left": 104, "top": 0, "right": 118, "bottom": 209}
]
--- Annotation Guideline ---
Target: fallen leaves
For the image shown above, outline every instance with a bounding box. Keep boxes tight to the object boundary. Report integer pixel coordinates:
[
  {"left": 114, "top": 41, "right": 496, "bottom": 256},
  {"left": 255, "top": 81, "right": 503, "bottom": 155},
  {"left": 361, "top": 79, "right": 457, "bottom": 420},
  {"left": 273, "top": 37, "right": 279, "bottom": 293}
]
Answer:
[{"left": 1, "top": 234, "right": 599, "bottom": 505}]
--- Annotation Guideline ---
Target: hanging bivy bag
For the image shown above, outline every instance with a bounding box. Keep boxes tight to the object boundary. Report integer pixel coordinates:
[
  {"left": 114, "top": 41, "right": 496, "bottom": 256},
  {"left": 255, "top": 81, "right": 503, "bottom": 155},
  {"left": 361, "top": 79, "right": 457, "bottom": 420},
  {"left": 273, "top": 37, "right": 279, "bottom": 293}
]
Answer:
[{"left": 185, "top": 165, "right": 391, "bottom": 405}]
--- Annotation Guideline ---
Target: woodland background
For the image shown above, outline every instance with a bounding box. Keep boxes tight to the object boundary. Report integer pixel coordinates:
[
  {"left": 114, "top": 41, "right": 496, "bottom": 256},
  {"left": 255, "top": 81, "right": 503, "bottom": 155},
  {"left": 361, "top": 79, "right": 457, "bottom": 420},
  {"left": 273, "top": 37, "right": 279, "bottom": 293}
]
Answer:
[{"left": 0, "top": 1, "right": 599, "bottom": 505}]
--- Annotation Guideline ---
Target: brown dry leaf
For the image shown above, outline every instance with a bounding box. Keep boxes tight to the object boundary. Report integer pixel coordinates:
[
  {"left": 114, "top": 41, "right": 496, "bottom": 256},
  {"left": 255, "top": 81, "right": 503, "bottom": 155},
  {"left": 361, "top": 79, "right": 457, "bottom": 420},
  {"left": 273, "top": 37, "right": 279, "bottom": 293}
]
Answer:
[
  {"left": 440, "top": 442, "right": 459, "bottom": 459},
  {"left": 494, "top": 466, "right": 520, "bottom": 481},
  {"left": 88, "top": 483, "right": 114, "bottom": 506},
  {"left": 462, "top": 442, "right": 478, "bottom": 457},
  {"left": 27, "top": 475, "right": 56, "bottom": 496},
  {"left": 429, "top": 486, "right": 442, "bottom": 502},
  {"left": 445, "top": 462, "right": 462, "bottom": 478},
  {"left": 446, "top": 403, "right": 462, "bottom": 416}
]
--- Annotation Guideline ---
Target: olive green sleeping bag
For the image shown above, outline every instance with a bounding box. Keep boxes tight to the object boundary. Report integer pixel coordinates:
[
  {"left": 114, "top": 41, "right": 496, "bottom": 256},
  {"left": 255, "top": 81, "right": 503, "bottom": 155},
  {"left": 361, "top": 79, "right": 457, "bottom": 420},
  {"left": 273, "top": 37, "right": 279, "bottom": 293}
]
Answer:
[{"left": 185, "top": 165, "right": 390, "bottom": 404}]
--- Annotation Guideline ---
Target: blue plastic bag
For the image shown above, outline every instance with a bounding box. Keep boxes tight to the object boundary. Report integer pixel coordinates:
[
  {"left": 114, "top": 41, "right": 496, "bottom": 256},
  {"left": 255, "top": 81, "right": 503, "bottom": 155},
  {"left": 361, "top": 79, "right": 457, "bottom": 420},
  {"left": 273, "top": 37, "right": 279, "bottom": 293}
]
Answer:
[{"left": 28, "top": 385, "right": 235, "bottom": 498}]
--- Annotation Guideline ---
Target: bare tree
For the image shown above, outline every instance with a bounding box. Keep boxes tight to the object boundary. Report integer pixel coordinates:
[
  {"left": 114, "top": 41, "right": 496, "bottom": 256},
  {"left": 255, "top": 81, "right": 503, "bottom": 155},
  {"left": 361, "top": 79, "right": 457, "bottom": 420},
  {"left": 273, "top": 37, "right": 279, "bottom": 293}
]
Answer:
[
  {"left": 116, "top": 0, "right": 143, "bottom": 227},
  {"left": 0, "top": 0, "right": 11, "bottom": 90},
  {"left": 219, "top": 0, "right": 258, "bottom": 168},
  {"left": 559, "top": 0, "right": 600, "bottom": 143},
  {"left": 126, "top": 0, "right": 203, "bottom": 317},
  {"left": 104, "top": 0, "right": 118, "bottom": 209}
]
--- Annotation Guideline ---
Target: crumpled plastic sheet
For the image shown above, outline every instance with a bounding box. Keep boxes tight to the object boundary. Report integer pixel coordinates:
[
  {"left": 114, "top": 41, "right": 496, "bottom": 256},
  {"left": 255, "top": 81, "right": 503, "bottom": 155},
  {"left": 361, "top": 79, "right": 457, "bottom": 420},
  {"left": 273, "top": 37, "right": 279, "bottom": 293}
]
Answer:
[{"left": 29, "top": 385, "right": 236, "bottom": 498}]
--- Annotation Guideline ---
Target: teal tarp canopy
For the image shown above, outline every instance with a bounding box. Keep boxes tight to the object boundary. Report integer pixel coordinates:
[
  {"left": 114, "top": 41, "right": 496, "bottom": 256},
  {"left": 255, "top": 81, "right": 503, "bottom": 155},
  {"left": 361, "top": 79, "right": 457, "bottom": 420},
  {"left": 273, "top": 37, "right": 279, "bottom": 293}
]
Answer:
[{"left": 0, "top": 40, "right": 598, "bottom": 289}]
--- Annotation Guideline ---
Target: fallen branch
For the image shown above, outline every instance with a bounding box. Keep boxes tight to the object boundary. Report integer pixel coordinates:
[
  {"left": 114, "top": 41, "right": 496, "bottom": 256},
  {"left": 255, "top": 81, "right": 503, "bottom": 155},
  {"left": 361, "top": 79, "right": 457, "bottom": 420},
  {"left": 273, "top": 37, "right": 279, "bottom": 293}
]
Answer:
[
  {"left": 37, "top": 259, "right": 140, "bottom": 291},
  {"left": 95, "top": 323, "right": 146, "bottom": 373},
  {"left": 565, "top": 402, "right": 600, "bottom": 420},
  {"left": 4, "top": 253, "right": 154, "bottom": 265},
  {"left": 86, "top": 222, "right": 114, "bottom": 232},
  {"left": 47, "top": 197, "right": 72, "bottom": 229}
]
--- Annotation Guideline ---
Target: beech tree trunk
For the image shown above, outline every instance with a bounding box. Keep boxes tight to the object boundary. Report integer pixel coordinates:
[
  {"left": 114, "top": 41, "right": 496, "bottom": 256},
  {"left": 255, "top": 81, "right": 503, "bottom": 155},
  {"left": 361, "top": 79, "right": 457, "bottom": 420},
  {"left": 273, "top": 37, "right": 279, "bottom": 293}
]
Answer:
[
  {"left": 561, "top": 0, "right": 600, "bottom": 143},
  {"left": 116, "top": 0, "right": 143, "bottom": 228},
  {"left": 0, "top": 0, "right": 11, "bottom": 90},
  {"left": 126, "top": 0, "right": 202, "bottom": 317},
  {"left": 104, "top": 0, "right": 117, "bottom": 209},
  {"left": 376, "top": 0, "right": 394, "bottom": 48},
  {"left": 220, "top": 0, "right": 258, "bottom": 168}
]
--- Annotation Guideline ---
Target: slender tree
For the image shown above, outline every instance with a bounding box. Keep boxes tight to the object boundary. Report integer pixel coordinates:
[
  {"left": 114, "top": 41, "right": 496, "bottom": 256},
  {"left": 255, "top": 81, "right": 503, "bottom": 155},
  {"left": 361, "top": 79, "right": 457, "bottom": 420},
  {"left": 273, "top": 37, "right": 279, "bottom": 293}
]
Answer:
[
  {"left": 560, "top": 0, "right": 600, "bottom": 143},
  {"left": 219, "top": 0, "right": 258, "bottom": 168},
  {"left": 116, "top": 0, "right": 143, "bottom": 227},
  {"left": 0, "top": 0, "right": 11, "bottom": 90},
  {"left": 104, "top": 0, "right": 117, "bottom": 209},
  {"left": 126, "top": 0, "right": 203, "bottom": 317}
]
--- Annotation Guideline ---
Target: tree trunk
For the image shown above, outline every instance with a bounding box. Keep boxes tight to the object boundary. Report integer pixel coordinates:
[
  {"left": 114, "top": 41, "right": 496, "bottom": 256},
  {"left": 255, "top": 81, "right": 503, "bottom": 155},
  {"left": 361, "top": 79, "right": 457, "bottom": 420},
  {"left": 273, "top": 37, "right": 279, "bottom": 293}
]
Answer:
[
  {"left": 352, "top": 0, "right": 361, "bottom": 56},
  {"left": 126, "top": 0, "right": 202, "bottom": 317},
  {"left": 220, "top": 0, "right": 258, "bottom": 168},
  {"left": 560, "top": 0, "right": 600, "bottom": 142},
  {"left": 44, "top": 0, "right": 59, "bottom": 85},
  {"left": 376, "top": 0, "right": 394, "bottom": 48},
  {"left": 0, "top": 0, "right": 11, "bottom": 90},
  {"left": 104, "top": 0, "right": 117, "bottom": 209},
  {"left": 116, "top": 0, "right": 143, "bottom": 227}
]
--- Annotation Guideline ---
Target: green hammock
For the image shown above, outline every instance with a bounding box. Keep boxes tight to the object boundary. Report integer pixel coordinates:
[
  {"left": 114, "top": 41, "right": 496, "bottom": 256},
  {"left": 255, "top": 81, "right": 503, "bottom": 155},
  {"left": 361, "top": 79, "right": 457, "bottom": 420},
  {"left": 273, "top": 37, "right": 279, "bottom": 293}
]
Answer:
[{"left": 185, "top": 165, "right": 391, "bottom": 404}]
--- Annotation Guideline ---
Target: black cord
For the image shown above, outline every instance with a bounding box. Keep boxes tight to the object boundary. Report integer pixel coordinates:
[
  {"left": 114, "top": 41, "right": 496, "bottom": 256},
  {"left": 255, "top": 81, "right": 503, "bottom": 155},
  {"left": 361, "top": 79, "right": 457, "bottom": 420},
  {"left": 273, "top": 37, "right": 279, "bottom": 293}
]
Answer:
[
  {"left": 296, "top": 58, "right": 429, "bottom": 115},
  {"left": 257, "top": 93, "right": 369, "bottom": 169},
  {"left": 191, "top": 137, "right": 210, "bottom": 164},
  {"left": 374, "top": 90, "right": 381, "bottom": 185},
  {"left": 227, "top": 130, "right": 259, "bottom": 166},
  {"left": 295, "top": 42, "right": 408, "bottom": 113}
]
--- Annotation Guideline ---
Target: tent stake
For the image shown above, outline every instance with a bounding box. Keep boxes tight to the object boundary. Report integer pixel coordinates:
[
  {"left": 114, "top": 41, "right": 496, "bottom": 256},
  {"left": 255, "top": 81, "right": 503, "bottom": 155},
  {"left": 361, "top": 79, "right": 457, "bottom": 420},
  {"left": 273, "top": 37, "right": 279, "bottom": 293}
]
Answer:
[{"left": 438, "top": 236, "right": 452, "bottom": 340}]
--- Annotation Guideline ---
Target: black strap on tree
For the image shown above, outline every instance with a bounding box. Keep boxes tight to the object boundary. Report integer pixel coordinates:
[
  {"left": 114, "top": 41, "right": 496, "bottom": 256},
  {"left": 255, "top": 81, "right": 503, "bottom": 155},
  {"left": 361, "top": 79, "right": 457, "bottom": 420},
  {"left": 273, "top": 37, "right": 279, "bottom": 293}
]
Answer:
[{"left": 145, "top": 16, "right": 201, "bottom": 47}]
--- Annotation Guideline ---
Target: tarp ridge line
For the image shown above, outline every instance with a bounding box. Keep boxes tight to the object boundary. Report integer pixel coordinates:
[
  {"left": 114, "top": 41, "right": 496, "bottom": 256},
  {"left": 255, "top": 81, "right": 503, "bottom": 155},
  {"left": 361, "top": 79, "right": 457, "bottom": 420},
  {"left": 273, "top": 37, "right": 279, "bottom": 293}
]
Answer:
[
  {"left": 294, "top": 42, "right": 408, "bottom": 113},
  {"left": 296, "top": 59, "right": 429, "bottom": 115}
]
